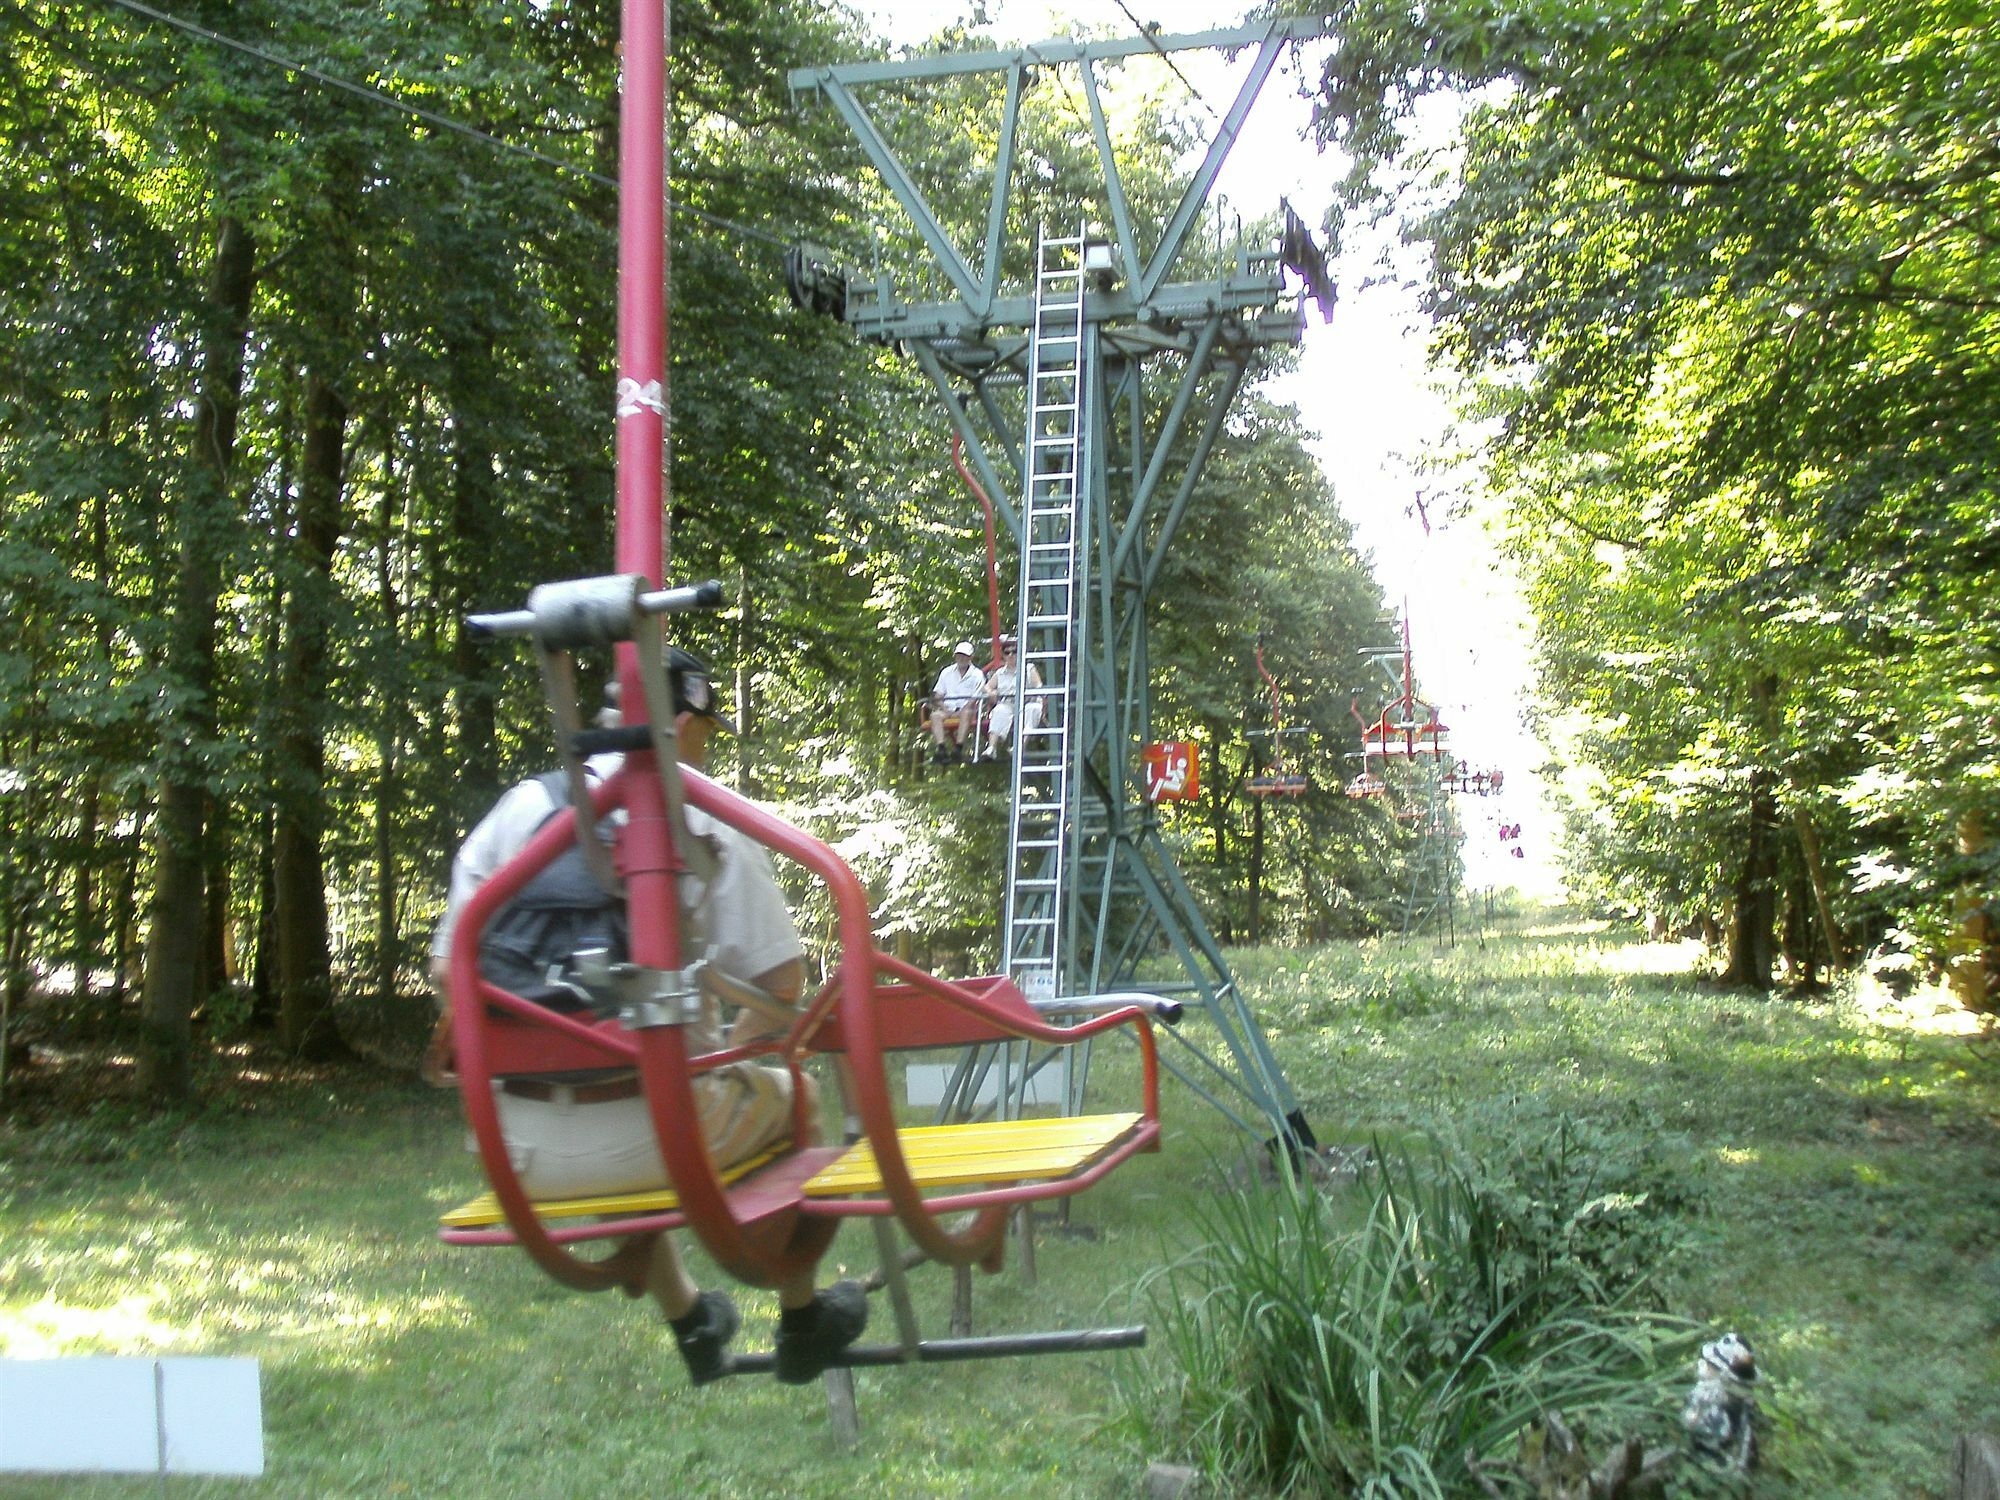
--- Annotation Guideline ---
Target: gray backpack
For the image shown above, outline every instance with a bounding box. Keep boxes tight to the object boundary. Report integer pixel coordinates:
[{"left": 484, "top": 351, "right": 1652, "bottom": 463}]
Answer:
[{"left": 478, "top": 772, "right": 627, "bottom": 1011}]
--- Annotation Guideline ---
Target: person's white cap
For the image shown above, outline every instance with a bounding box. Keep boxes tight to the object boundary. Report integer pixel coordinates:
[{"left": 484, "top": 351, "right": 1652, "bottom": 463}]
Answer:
[{"left": 953, "top": 640, "right": 974, "bottom": 656}]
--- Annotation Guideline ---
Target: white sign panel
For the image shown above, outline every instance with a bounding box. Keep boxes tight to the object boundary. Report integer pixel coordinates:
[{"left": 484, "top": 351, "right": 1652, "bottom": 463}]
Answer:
[{"left": 0, "top": 1357, "right": 263, "bottom": 1477}]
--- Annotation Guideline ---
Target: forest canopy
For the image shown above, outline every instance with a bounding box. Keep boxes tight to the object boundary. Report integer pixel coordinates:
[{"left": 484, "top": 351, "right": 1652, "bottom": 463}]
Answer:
[{"left": 0, "top": 1, "right": 1409, "bottom": 1100}]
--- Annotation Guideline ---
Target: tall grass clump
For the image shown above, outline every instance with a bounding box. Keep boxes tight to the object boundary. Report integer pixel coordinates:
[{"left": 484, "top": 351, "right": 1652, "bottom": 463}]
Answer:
[{"left": 1120, "top": 1126, "right": 1701, "bottom": 1497}]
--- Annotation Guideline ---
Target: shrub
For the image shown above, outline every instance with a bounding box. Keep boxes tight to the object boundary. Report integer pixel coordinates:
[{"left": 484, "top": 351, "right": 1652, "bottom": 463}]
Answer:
[{"left": 1121, "top": 1129, "right": 1700, "bottom": 1497}]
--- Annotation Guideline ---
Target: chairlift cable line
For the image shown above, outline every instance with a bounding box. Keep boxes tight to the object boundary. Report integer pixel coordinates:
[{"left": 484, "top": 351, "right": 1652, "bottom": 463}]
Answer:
[{"left": 1105, "top": 0, "right": 1221, "bottom": 122}]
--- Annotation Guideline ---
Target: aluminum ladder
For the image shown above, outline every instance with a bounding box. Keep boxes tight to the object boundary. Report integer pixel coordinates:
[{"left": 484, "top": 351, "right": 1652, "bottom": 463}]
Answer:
[{"left": 1002, "top": 226, "right": 1086, "bottom": 1016}]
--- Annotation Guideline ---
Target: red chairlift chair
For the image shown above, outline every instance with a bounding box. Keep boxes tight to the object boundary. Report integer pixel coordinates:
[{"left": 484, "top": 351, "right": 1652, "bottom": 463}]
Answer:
[
  {"left": 437, "top": 577, "right": 1172, "bottom": 1372},
  {"left": 1245, "top": 643, "right": 1311, "bottom": 798}
]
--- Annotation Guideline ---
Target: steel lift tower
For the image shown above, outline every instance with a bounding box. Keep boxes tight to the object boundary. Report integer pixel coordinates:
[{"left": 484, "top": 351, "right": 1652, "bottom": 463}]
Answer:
[{"left": 788, "top": 18, "right": 1333, "bottom": 1149}]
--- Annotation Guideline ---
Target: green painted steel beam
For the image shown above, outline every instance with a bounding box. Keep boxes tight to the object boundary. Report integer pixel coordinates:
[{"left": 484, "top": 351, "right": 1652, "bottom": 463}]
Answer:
[
  {"left": 1110, "top": 316, "right": 1222, "bottom": 579},
  {"left": 1142, "top": 361, "right": 1248, "bottom": 593},
  {"left": 978, "top": 66, "right": 1027, "bottom": 308},
  {"left": 1137, "top": 34, "right": 1291, "bottom": 303},
  {"left": 913, "top": 341, "right": 1022, "bottom": 540},
  {"left": 1079, "top": 64, "right": 1140, "bottom": 289},
  {"left": 786, "top": 16, "right": 1336, "bottom": 94},
  {"left": 820, "top": 78, "right": 982, "bottom": 308},
  {"left": 845, "top": 273, "right": 1294, "bottom": 344}
]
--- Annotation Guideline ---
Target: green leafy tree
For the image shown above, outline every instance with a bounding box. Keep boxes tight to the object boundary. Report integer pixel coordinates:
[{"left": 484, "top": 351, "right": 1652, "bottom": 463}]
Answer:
[{"left": 1309, "top": 0, "right": 2000, "bottom": 988}]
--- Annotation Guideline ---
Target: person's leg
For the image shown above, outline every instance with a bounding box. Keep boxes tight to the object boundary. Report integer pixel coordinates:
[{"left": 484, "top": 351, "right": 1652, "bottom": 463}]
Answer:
[
  {"left": 773, "top": 1275, "right": 868, "bottom": 1383},
  {"left": 987, "top": 700, "right": 1013, "bottom": 757},
  {"left": 698, "top": 1066, "right": 870, "bottom": 1381},
  {"left": 646, "top": 1233, "right": 701, "bottom": 1321},
  {"left": 651, "top": 1234, "right": 740, "bottom": 1385},
  {"left": 776, "top": 1272, "right": 817, "bottom": 1310}
]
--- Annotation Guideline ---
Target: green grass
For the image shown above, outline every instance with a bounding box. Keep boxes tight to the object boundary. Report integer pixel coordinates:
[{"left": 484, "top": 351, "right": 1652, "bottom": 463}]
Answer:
[{"left": 4, "top": 913, "right": 1998, "bottom": 1496}]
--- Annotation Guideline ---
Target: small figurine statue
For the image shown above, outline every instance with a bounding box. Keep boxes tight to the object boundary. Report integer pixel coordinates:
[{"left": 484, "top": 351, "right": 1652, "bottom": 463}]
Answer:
[{"left": 1683, "top": 1331, "right": 1759, "bottom": 1474}]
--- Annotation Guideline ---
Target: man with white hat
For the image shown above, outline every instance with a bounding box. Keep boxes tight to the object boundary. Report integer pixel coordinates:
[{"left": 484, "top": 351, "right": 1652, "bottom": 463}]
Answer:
[{"left": 928, "top": 640, "right": 985, "bottom": 764}]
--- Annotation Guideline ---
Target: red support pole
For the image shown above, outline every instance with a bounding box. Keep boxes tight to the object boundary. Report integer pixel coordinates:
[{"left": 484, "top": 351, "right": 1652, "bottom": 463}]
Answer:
[
  {"left": 616, "top": 0, "right": 666, "bottom": 591},
  {"left": 950, "top": 431, "right": 1005, "bottom": 662},
  {"left": 611, "top": 0, "right": 685, "bottom": 988}
]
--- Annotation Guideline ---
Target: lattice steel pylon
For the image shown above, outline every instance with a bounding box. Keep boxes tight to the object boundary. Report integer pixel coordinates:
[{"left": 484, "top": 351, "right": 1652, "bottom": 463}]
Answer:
[
  {"left": 1399, "top": 765, "right": 1461, "bottom": 942},
  {"left": 788, "top": 19, "right": 1334, "bottom": 1150}
]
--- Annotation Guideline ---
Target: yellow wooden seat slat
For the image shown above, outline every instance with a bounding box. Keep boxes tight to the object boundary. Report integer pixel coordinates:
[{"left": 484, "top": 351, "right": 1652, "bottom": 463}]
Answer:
[
  {"left": 439, "top": 1146, "right": 781, "bottom": 1229},
  {"left": 804, "top": 1112, "right": 1142, "bottom": 1196},
  {"left": 440, "top": 1113, "right": 1145, "bottom": 1229}
]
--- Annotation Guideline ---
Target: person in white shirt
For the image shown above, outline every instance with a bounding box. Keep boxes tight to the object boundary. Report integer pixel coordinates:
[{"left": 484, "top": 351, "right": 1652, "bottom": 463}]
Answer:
[
  {"left": 928, "top": 640, "right": 985, "bottom": 763},
  {"left": 425, "top": 650, "right": 865, "bottom": 1386},
  {"left": 982, "top": 636, "right": 1042, "bottom": 760}
]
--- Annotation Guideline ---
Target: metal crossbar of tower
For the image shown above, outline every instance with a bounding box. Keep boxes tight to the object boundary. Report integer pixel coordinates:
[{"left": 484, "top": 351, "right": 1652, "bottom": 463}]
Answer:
[{"left": 788, "top": 19, "right": 1334, "bottom": 1150}]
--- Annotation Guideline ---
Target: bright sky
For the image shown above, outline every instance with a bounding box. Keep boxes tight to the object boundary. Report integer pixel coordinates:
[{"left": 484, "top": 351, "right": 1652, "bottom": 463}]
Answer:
[{"left": 864, "top": 1, "right": 1560, "bottom": 896}]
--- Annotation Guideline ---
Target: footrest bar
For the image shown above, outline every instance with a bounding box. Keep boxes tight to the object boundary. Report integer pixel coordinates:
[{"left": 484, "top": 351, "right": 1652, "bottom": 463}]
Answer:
[{"left": 724, "top": 1325, "right": 1146, "bottom": 1375}]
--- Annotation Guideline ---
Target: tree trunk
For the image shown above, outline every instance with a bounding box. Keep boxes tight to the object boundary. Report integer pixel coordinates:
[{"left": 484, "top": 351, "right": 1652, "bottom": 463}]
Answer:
[
  {"left": 274, "top": 371, "right": 349, "bottom": 1059},
  {"left": 1248, "top": 787, "right": 1265, "bottom": 945},
  {"left": 139, "top": 211, "right": 256, "bottom": 1102},
  {"left": 1204, "top": 726, "right": 1233, "bottom": 943},
  {"left": 249, "top": 410, "right": 292, "bottom": 1030},
  {"left": 250, "top": 822, "right": 277, "bottom": 1023},
  {"left": 372, "top": 446, "right": 403, "bottom": 1011},
  {"left": 1782, "top": 878, "right": 1817, "bottom": 989},
  {"left": 447, "top": 352, "right": 498, "bottom": 813},
  {"left": 110, "top": 808, "right": 139, "bottom": 1008},
  {"left": 1, "top": 736, "right": 28, "bottom": 1100},
  {"left": 1951, "top": 812, "right": 1994, "bottom": 1012},
  {"left": 1722, "top": 767, "right": 1779, "bottom": 989},
  {"left": 735, "top": 564, "right": 756, "bottom": 794},
  {"left": 203, "top": 793, "right": 232, "bottom": 991},
  {"left": 1790, "top": 802, "right": 1846, "bottom": 969},
  {"left": 73, "top": 776, "right": 99, "bottom": 1002},
  {"left": 74, "top": 483, "right": 112, "bottom": 1003}
]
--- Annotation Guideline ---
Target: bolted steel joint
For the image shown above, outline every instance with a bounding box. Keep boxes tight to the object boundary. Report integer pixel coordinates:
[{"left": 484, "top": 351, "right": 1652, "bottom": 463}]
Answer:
[{"left": 618, "top": 965, "right": 705, "bottom": 1031}]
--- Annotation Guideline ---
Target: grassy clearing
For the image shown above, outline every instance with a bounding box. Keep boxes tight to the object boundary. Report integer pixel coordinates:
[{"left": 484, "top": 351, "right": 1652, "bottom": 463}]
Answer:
[{"left": 4, "top": 913, "right": 1998, "bottom": 1496}]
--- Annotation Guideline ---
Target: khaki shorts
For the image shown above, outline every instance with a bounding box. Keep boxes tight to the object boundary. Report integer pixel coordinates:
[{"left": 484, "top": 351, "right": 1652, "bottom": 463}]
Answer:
[{"left": 489, "top": 1063, "right": 806, "bottom": 1201}]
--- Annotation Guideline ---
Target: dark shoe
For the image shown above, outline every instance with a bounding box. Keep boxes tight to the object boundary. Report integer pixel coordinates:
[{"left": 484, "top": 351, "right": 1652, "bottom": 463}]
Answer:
[
  {"left": 671, "top": 1289, "right": 740, "bottom": 1386},
  {"left": 773, "top": 1280, "right": 868, "bottom": 1385},
  {"left": 931, "top": 745, "right": 949, "bottom": 765}
]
